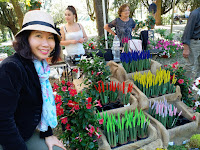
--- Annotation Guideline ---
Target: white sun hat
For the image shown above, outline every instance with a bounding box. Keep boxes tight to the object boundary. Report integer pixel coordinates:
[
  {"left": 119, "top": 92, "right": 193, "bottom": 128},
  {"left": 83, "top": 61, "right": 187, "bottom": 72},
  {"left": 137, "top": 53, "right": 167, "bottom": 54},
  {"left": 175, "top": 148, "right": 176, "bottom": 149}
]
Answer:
[{"left": 15, "top": 10, "right": 61, "bottom": 39}]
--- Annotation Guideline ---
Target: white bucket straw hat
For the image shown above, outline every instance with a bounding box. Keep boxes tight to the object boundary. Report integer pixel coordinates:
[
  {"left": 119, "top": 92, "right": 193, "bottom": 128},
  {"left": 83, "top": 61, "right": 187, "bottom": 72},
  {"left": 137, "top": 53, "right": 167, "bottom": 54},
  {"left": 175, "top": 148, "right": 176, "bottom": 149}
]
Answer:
[{"left": 15, "top": 10, "right": 61, "bottom": 39}]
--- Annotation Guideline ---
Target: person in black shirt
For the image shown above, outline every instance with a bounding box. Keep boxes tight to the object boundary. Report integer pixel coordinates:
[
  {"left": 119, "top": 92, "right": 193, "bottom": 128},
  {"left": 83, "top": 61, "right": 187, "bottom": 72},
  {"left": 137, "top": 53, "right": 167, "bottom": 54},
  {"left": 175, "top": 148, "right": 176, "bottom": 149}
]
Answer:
[{"left": 182, "top": 7, "right": 200, "bottom": 80}]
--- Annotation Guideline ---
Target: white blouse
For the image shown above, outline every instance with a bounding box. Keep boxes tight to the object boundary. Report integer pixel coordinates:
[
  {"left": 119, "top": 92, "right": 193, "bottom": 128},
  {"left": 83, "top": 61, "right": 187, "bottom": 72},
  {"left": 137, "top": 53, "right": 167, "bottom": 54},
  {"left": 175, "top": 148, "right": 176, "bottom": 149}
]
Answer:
[{"left": 63, "top": 25, "right": 85, "bottom": 56}]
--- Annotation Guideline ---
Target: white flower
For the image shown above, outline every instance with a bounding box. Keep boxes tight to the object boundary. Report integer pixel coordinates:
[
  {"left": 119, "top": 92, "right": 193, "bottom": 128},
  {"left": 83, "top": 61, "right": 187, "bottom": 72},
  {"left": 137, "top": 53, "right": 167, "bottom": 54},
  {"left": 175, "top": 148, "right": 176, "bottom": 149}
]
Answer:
[
  {"left": 195, "top": 77, "right": 200, "bottom": 85},
  {"left": 197, "top": 90, "right": 200, "bottom": 96},
  {"left": 81, "top": 56, "right": 87, "bottom": 60},
  {"left": 192, "top": 84, "right": 199, "bottom": 91},
  {"left": 195, "top": 101, "right": 200, "bottom": 107},
  {"left": 90, "top": 60, "right": 94, "bottom": 64}
]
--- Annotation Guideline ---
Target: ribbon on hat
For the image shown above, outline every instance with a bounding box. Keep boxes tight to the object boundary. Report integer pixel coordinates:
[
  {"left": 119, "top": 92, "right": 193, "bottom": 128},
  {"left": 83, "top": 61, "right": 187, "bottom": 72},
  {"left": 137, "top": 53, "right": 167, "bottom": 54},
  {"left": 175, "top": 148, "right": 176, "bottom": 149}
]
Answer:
[{"left": 22, "top": 21, "right": 61, "bottom": 36}]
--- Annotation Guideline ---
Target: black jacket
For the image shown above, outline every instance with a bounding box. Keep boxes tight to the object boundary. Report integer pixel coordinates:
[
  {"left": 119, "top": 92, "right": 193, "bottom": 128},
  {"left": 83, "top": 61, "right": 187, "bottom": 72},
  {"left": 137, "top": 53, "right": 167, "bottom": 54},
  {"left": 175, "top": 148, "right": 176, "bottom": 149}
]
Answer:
[{"left": 0, "top": 53, "right": 53, "bottom": 150}]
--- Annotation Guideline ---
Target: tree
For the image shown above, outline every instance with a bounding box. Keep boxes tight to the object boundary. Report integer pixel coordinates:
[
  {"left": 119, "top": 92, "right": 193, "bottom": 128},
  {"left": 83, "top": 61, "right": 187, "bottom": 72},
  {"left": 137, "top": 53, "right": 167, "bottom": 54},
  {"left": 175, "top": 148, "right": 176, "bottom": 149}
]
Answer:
[
  {"left": 178, "top": 0, "right": 200, "bottom": 12},
  {"left": 86, "top": 0, "right": 109, "bottom": 37},
  {"left": 141, "top": 0, "right": 181, "bottom": 25},
  {"left": 113, "top": 0, "right": 140, "bottom": 18},
  {"left": 0, "top": 2, "right": 19, "bottom": 35}
]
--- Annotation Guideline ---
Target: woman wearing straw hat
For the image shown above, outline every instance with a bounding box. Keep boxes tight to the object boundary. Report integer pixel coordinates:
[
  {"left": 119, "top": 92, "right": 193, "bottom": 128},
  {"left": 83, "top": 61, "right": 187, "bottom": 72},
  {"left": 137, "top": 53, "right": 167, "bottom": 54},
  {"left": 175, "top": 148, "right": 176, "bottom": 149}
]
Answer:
[{"left": 0, "top": 10, "right": 66, "bottom": 150}]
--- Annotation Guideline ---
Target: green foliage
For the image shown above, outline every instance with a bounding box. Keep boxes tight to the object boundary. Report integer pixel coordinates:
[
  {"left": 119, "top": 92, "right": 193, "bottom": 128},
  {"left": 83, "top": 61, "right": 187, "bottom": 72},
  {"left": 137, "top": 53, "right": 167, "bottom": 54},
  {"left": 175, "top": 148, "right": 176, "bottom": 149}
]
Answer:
[
  {"left": 83, "top": 38, "right": 96, "bottom": 50},
  {"left": 113, "top": 0, "right": 139, "bottom": 18},
  {"left": 155, "top": 29, "right": 175, "bottom": 41},
  {"left": 54, "top": 81, "right": 101, "bottom": 150},
  {"left": 167, "top": 145, "right": 187, "bottom": 150},
  {"left": 145, "top": 15, "right": 155, "bottom": 30},
  {"left": 77, "top": 52, "right": 111, "bottom": 98},
  {"left": 96, "top": 34, "right": 114, "bottom": 50},
  {"left": 190, "top": 134, "right": 200, "bottom": 148},
  {"left": 164, "top": 62, "right": 194, "bottom": 107},
  {"left": 133, "top": 19, "right": 146, "bottom": 39},
  {"left": 0, "top": 45, "right": 15, "bottom": 56}
]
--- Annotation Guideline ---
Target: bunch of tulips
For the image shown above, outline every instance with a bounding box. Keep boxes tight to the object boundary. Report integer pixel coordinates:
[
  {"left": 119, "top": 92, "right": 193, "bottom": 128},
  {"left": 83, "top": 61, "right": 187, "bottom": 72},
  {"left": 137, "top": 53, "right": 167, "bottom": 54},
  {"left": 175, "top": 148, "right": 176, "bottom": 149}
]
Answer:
[
  {"left": 97, "top": 109, "right": 150, "bottom": 147},
  {"left": 120, "top": 51, "right": 151, "bottom": 73},
  {"left": 133, "top": 68, "right": 177, "bottom": 97},
  {"left": 94, "top": 81, "right": 134, "bottom": 105},
  {"left": 148, "top": 98, "right": 182, "bottom": 129}
]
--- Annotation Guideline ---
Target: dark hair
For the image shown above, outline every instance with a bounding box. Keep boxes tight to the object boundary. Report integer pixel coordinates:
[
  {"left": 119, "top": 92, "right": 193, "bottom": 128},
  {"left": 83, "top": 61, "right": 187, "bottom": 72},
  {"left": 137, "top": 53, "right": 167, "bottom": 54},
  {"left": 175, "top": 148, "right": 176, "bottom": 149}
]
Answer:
[
  {"left": 13, "top": 30, "right": 61, "bottom": 64},
  {"left": 118, "top": 4, "right": 130, "bottom": 17},
  {"left": 66, "top": 5, "right": 78, "bottom": 22}
]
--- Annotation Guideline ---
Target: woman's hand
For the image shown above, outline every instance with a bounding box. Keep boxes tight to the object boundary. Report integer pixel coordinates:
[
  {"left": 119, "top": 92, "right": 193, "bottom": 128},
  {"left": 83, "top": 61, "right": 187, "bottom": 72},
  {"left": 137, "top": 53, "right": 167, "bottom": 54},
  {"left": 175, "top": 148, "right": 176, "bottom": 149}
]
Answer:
[
  {"left": 183, "top": 44, "right": 190, "bottom": 58},
  {"left": 45, "top": 135, "right": 66, "bottom": 150},
  {"left": 71, "top": 40, "right": 78, "bottom": 44},
  {"left": 78, "top": 38, "right": 84, "bottom": 43}
]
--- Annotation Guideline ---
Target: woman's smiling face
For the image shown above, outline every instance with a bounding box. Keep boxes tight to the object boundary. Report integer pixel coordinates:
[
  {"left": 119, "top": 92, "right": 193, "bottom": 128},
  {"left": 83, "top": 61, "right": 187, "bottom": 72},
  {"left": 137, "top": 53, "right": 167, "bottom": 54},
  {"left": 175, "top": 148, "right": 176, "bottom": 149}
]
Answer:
[{"left": 28, "top": 30, "right": 55, "bottom": 61}]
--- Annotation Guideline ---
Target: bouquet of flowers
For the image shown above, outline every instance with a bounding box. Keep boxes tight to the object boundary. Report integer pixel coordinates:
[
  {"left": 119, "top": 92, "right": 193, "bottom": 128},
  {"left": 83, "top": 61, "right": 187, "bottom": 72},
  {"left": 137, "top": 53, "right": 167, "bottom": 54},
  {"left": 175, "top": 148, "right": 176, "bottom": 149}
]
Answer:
[{"left": 53, "top": 80, "right": 102, "bottom": 149}]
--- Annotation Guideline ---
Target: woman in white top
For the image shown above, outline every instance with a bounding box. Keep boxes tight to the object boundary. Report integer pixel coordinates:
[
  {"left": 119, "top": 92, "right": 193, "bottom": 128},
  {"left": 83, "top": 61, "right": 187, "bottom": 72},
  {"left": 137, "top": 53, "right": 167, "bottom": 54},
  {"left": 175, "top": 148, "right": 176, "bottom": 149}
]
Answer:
[{"left": 60, "top": 6, "right": 88, "bottom": 56}]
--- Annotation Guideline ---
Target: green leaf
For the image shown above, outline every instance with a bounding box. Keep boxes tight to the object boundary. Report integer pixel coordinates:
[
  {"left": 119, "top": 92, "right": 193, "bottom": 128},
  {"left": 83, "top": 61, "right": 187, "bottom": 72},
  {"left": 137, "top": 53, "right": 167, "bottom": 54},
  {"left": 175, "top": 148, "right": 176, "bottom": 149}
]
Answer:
[{"left": 88, "top": 142, "right": 95, "bottom": 149}]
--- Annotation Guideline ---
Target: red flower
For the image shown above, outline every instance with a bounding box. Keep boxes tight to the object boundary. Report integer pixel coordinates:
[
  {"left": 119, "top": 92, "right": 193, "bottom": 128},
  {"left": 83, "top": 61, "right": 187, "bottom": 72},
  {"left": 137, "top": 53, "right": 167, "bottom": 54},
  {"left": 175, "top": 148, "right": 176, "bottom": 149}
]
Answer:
[
  {"left": 178, "top": 79, "right": 184, "bottom": 84},
  {"left": 61, "top": 86, "right": 67, "bottom": 92},
  {"left": 72, "top": 68, "right": 78, "bottom": 73},
  {"left": 68, "top": 87, "right": 72, "bottom": 91},
  {"left": 56, "top": 107, "right": 64, "bottom": 116},
  {"left": 192, "top": 115, "right": 196, "bottom": 120},
  {"left": 99, "top": 119, "right": 104, "bottom": 124},
  {"left": 53, "top": 83, "right": 59, "bottom": 91},
  {"left": 164, "top": 65, "right": 168, "bottom": 67},
  {"left": 67, "top": 81, "right": 73, "bottom": 87},
  {"left": 92, "top": 46, "right": 95, "bottom": 49},
  {"left": 89, "top": 126, "right": 95, "bottom": 133},
  {"left": 61, "top": 80, "right": 65, "bottom": 85},
  {"left": 69, "top": 89, "right": 77, "bottom": 96},
  {"left": 87, "top": 97, "right": 92, "bottom": 103},
  {"left": 67, "top": 100, "right": 74, "bottom": 107},
  {"left": 86, "top": 103, "right": 92, "bottom": 109},
  {"left": 60, "top": 117, "right": 68, "bottom": 124},
  {"left": 95, "top": 131, "right": 102, "bottom": 139},
  {"left": 55, "top": 95, "right": 62, "bottom": 103},
  {"left": 66, "top": 124, "right": 71, "bottom": 131},
  {"left": 74, "top": 105, "right": 80, "bottom": 110}
]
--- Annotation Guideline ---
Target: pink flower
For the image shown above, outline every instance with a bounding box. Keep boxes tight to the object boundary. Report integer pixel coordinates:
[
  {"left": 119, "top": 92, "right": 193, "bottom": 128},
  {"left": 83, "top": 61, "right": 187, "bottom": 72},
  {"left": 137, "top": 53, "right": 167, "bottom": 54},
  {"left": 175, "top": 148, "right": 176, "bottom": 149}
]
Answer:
[
  {"left": 95, "top": 100, "right": 102, "bottom": 107},
  {"left": 67, "top": 81, "right": 73, "bottom": 87},
  {"left": 60, "top": 117, "right": 68, "bottom": 124},
  {"left": 178, "top": 79, "right": 184, "bottom": 84},
  {"left": 188, "top": 88, "right": 192, "bottom": 94},
  {"left": 99, "top": 119, "right": 104, "bottom": 124},
  {"left": 86, "top": 103, "right": 92, "bottom": 109},
  {"left": 164, "top": 65, "right": 168, "bottom": 67},
  {"left": 91, "top": 70, "right": 94, "bottom": 75},
  {"left": 61, "top": 86, "right": 67, "bottom": 91},
  {"left": 89, "top": 126, "right": 95, "bottom": 133},
  {"left": 95, "top": 131, "right": 102, "bottom": 139}
]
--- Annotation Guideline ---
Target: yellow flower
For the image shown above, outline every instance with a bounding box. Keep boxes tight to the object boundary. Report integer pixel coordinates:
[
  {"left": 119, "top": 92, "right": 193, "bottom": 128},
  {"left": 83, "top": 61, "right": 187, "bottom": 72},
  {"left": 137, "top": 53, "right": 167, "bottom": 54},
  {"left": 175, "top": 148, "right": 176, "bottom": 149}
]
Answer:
[{"left": 26, "top": 0, "right": 31, "bottom": 6}]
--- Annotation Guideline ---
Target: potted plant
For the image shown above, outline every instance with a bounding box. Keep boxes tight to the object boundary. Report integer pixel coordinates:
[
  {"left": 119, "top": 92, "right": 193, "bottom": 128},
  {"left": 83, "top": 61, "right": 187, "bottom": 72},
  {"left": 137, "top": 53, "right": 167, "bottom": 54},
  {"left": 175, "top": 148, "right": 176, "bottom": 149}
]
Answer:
[
  {"left": 53, "top": 80, "right": 103, "bottom": 149},
  {"left": 145, "top": 15, "right": 156, "bottom": 30}
]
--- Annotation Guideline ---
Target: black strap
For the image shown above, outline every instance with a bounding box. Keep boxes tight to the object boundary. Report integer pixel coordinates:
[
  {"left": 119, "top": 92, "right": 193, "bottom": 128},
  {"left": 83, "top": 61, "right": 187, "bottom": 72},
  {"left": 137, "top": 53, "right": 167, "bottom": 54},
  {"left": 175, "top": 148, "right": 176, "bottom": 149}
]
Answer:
[
  {"left": 77, "top": 23, "right": 81, "bottom": 30},
  {"left": 22, "top": 21, "right": 61, "bottom": 35}
]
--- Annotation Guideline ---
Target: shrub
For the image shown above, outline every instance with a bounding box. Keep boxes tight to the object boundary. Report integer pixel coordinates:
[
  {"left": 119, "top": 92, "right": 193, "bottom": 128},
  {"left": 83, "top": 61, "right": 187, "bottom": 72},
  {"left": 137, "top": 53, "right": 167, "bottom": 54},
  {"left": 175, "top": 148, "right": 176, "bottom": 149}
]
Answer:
[
  {"left": 190, "top": 134, "right": 200, "bottom": 148},
  {"left": 0, "top": 46, "right": 15, "bottom": 56}
]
